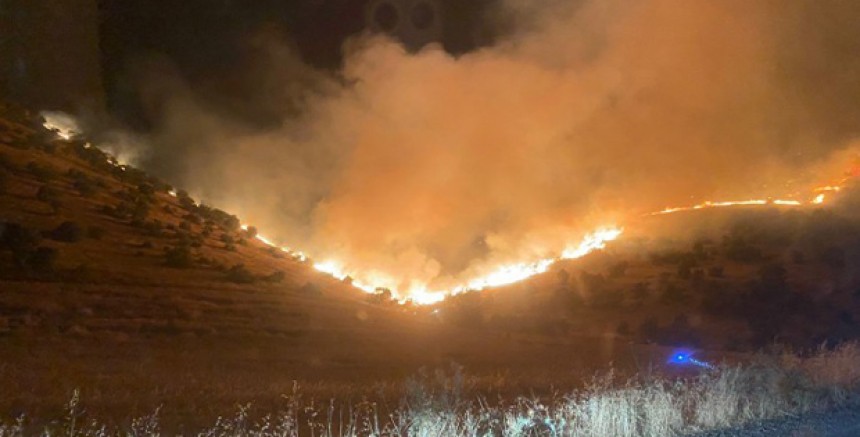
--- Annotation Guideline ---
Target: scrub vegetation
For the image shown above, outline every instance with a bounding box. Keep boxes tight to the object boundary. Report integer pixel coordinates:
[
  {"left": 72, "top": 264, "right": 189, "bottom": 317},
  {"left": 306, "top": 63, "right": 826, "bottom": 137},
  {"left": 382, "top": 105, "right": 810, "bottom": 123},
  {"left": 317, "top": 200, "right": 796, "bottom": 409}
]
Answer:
[{"left": 1, "top": 344, "right": 859, "bottom": 436}]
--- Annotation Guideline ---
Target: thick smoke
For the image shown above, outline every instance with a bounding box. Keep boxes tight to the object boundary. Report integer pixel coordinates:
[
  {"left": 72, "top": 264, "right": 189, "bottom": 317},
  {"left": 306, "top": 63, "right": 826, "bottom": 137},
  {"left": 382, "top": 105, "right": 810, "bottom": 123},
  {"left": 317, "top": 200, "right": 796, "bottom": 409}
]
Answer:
[{"left": 125, "top": 0, "right": 860, "bottom": 295}]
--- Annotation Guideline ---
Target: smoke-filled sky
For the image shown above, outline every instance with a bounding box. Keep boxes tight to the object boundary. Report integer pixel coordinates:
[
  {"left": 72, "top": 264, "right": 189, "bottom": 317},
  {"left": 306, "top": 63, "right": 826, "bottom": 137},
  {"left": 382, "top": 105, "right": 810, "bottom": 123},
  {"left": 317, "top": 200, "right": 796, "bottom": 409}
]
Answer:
[{"left": 107, "top": 0, "right": 860, "bottom": 295}]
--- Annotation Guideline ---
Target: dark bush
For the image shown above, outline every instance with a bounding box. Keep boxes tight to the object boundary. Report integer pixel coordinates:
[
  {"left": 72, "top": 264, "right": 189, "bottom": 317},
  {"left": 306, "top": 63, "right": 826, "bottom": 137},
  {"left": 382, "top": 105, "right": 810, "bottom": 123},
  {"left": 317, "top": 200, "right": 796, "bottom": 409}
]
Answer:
[
  {"left": 368, "top": 287, "right": 394, "bottom": 304},
  {"left": 627, "top": 282, "right": 649, "bottom": 305},
  {"left": 638, "top": 317, "right": 660, "bottom": 343},
  {"left": 265, "top": 270, "right": 286, "bottom": 283},
  {"left": 49, "top": 221, "right": 83, "bottom": 242},
  {"left": 183, "top": 213, "right": 202, "bottom": 225},
  {"left": 73, "top": 178, "right": 96, "bottom": 197},
  {"left": 0, "top": 168, "right": 8, "bottom": 194},
  {"left": 29, "top": 246, "right": 58, "bottom": 272},
  {"left": 301, "top": 282, "right": 322, "bottom": 296},
  {"left": 660, "top": 283, "right": 689, "bottom": 304},
  {"left": 26, "top": 162, "right": 58, "bottom": 181},
  {"left": 141, "top": 220, "right": 164, "bottom": 237},
  {"left": 723, "top": 236, "right": 762, "bottom": 263},
  {"left": 0, "top": 153, "right": 17, "bottom": 171},
  {"left": 136, "top": 183, "right": 155, "bottom": 197},
  {"left": 225, "top": 264, "right": 255, "bottom": 283},
  {"left": 707, "top": 265, "right": 724, "bottom": 278},
  {"left": 86, "top": 225, "right": 105, "bottom": 240},
  {"left": 820, "top": 246, "right": 846, "bottom": 269},
  {"left": 47, "top": 198, "right": 62, "bottom": 213},
  {"left": 616, "top": 321, "right": 631, "bottom": 337},
  {"left": 791, "top": 250, "right": 805, "bottom": 264},
  {"left": 177, "top": 190, "right": 196, "bottom": 210},
  {"left": 36, "top": 185, "right": 60, "bottom": 203},
  {"left": 244, "top": 226, "right": 258, "bottom": 239},
  {"left": 130, "top": 200, "right": 150, "bottom": 223},
  {"left": 1, "top": 222, "right": 41, "bottom": 253},
  {"left": 164, "top": 245, "right": 193, "bottom": 268}
]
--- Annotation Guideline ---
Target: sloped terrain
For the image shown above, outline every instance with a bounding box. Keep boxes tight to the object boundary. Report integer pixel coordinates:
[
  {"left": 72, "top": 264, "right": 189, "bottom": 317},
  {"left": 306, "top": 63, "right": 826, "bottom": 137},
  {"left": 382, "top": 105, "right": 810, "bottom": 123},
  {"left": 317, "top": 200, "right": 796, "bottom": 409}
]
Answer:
[
  {"left": 0, "top": 103, "right": 648, "bottom": 427},
  {"left": 3, "top": 101, "right": 860, "bottom": 430}
]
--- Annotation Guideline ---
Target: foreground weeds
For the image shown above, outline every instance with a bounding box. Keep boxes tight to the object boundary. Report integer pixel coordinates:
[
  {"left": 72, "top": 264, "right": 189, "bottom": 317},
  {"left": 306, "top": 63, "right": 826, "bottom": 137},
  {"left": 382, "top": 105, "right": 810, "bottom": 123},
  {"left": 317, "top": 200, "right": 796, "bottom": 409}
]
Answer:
[{"left": 2, "top": 343, "right": 860, "bottom": 436}]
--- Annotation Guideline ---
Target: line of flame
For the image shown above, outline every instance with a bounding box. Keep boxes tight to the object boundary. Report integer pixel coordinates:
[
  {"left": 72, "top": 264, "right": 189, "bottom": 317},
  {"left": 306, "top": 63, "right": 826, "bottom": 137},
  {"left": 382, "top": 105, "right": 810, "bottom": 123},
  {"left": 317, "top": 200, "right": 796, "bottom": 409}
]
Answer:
[{"left": 40, "top": 115, "right": 854, "bottom": 306}]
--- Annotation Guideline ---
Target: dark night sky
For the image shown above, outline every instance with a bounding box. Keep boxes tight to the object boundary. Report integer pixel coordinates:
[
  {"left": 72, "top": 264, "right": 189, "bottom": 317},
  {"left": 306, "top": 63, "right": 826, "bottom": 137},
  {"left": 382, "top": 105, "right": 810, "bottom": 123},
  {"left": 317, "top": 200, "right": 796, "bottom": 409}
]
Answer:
[{"left": 97, "top": 0, "right": 495, "bottom": 128}]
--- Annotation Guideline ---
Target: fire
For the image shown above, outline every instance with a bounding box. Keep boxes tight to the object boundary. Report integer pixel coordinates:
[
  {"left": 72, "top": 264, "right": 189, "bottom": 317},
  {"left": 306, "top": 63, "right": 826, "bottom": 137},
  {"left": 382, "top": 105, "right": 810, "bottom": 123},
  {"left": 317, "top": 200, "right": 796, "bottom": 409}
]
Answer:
[
  {"left": 40, "top": 111, "right": 80, "bottom": 140},
  {"left": 313, "top": 227, "right": 623, "bottom": 303},
  {"left": 649, "top": 180, "right": 853, "bottom": 217},
  {"left": 282, "top": 227, "right": 622, "bottom": 305},
  {"left": 38, "top": 113, "right": 857, "bottom": 306}
]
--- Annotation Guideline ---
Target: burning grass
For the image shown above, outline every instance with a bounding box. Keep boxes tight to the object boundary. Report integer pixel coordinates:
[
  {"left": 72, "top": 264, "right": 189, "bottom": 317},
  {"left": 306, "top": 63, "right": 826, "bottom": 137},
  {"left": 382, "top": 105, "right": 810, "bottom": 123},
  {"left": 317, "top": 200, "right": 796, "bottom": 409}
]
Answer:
[{"left": 2, "top": 343, "right": 859, "bottom": 436}]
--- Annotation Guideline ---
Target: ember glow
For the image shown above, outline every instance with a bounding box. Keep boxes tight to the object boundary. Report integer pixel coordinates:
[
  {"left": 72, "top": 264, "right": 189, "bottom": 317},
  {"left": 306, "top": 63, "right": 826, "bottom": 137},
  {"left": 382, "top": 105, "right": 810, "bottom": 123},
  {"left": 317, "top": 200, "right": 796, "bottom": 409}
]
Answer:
[
  {"left": 40, "top": 111, "right": 80, "bottom": 140},
  {"left": 284, "top": 226, "right": 621, "bottom": 305}
]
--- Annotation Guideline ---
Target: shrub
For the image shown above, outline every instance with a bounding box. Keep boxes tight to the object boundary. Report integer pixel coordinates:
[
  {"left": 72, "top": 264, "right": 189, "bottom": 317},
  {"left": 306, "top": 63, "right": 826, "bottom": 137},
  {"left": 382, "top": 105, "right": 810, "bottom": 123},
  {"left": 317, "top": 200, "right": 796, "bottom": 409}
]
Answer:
[
  {"left": 36, "top": 185, "right": 60, "bottom": 203},
  {"left": 265, "top": 270, "right": 285, "bottom": 283},
  {"left": 136, "top": 183, "right": 155, "bottom": 197},
  {"left": 723, "top": 237, "right": 762, "bottom": 263},
  {"left": 225, "top": 264, "right": 255, "bottom": 283},
  {"left": 707, "top": 265, "right": 724, "bottom": 278},
  {"left": 86, "top": 225, "right": 105, "bottom": 240},
  {"left": 0, "top": 168, "right": 8, "bottom": 194},
  {"left": 177, "top": 190, "right": 196, "bottom": 210},
  {"left": 141, "top": 220, "right": 163, "bottom": 237},
  {"left": 164, "top": 245, "right": 192, "bottom": 268},
  {"left": 1, "top": 222, "right": 42, "bottom": 253},
  {"left": 820, "top": 246, "right": 846, "bottom": 269},
  {"left": 73, "top": 178, "right": 97, "bottom": 197},
  {"left": 28, "top": 246, "right": 58, "bottom": 272},
  {"left": 26, "top": 162, "right": 58, "bottom": 181},
  {"left": 244, "top": 226, "right": 258, "bottom": 239},
  {"left": 616, "top": 321, "right": 631, "bottom": 337},
  {"left": 369, "top": 287, "right": 394, "bottom": 304},
  {"left": 49, "top": 221, "right": 83, "bottom": 242},
  {"left": 0, "top": 153, "right": 17, "bottom": 171},
  {"left": 791, "top": 250, "right": 805, "bottom": 264},
  {"left": 48, "top": 198, "right": 62, "bottom": 213}
]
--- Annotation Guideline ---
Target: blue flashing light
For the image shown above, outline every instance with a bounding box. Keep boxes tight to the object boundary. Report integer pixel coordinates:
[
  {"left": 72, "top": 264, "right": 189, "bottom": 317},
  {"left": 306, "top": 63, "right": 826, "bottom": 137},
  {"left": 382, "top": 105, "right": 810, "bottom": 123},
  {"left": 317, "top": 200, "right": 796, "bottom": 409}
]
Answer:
[{"left": 667, "top": 349, "right": 713, "bottom": 369}]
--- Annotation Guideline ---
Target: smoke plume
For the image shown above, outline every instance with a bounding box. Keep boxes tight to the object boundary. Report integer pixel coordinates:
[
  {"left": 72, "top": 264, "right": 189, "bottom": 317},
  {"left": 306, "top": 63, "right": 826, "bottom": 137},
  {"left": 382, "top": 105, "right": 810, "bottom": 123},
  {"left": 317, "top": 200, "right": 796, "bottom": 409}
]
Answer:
[{"left": 121, "top": 0, "right": 860, "bottom": 296}]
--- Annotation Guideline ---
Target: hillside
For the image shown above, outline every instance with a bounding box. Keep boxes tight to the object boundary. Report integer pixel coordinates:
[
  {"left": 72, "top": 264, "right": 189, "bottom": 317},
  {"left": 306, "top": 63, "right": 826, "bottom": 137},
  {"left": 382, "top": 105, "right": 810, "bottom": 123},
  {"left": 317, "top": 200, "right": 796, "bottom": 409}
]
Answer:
[
  {"left": 435, "top": 197, "right": 860, "bottom": 352},
  {"left": 0, "top": 103, "right": 658, "bottom": 428},
  {"left": 3, "top": 101, "right": 860, "bottom": 430}
]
